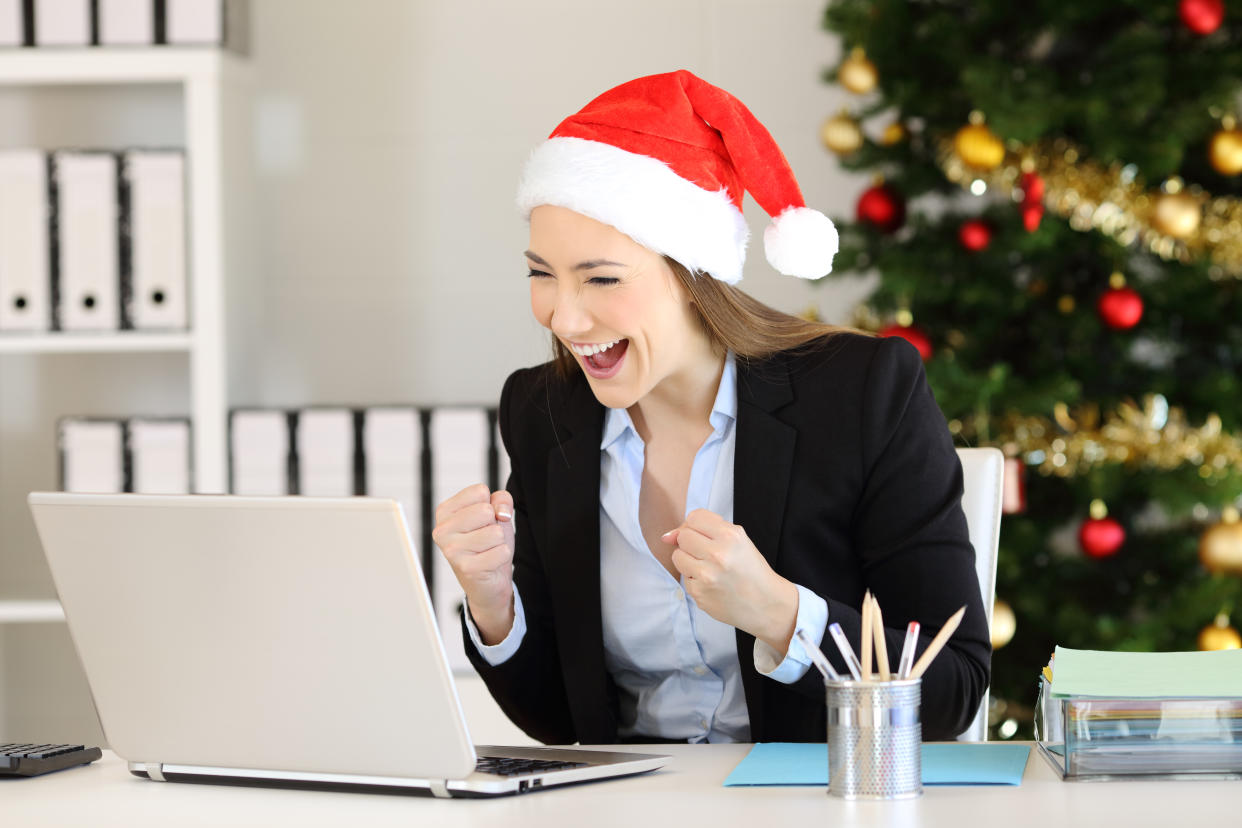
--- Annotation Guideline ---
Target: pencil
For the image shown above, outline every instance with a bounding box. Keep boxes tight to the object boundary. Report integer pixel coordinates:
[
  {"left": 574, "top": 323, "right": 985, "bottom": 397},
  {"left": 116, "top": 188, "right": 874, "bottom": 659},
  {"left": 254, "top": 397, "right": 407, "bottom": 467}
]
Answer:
[
  {"left": 908, "top": 606, "right": 967, "bottom": 679},
  {"left": 860, "top": 590, "right": 873, "bottom": 681},
  {"left": 871, "top": 594, "right": 891, "bottom": 681}
]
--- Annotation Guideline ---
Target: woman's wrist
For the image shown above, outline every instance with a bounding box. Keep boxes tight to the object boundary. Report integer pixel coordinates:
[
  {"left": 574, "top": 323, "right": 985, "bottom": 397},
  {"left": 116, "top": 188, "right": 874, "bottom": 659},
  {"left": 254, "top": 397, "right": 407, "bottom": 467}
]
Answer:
[
  {"left": 754, "top": 576, "right": 799, "bottom": 656},
  {"left": 469, "top": 590, "right": 516, "bottom": 647}
]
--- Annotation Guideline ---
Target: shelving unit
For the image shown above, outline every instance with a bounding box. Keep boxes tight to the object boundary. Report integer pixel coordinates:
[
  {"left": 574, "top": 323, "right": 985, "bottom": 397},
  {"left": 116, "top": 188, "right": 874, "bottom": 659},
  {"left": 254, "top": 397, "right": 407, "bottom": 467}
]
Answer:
[{"left": 0, "top": 48, "right": 254, "bottom": 736}]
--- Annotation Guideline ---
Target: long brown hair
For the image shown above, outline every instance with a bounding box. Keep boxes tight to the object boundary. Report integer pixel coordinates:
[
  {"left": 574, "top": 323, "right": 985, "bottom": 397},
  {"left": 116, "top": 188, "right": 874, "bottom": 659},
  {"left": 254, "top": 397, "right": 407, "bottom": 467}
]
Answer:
[{"left": 550, "top": 257, "right": 865, "bottom": 376}]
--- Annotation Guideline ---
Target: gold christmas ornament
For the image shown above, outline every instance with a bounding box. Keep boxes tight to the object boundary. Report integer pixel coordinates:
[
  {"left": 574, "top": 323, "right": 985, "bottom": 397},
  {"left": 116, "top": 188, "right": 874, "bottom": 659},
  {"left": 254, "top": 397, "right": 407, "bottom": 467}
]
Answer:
[
  {"left": 1209, "top": 117, "right": 1242, "bottom": 177},
  {"left": 820, "top": 110, "right": 864, "bottom": 156},
  {"left": 838, "top": 46, "right": 878, "bottom": 95},
  {"left": 880, "top": 121, "right": 907, "bottom": 146},
  {"left": 1152, "top": 190, "right": 1202, "bottom": 239},
  {"left": 1198, "top": 613, "right": 1242, "bottom": 651},
  {"left": 991, "top": 599, "right": 1016, "bottom": 649},
  {"left": 1200, "top": 507, "right": 1242, "bottom": 575},
  {"left": 953, "top": 119, "right": 1006, "bottom": 171}
]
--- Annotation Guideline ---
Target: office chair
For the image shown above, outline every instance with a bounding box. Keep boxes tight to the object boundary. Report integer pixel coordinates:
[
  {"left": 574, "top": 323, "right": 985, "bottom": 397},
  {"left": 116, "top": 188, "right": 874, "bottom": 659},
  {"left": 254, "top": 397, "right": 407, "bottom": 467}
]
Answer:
[{"left": 953, "top": 447, "right": 1004, "bottom": 741}]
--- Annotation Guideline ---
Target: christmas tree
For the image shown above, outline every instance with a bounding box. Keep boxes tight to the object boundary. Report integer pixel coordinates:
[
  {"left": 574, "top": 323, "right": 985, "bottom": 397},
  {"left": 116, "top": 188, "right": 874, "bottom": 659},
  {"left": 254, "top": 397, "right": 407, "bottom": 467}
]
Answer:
[{"left": 820, "top": 0, "right": 1242, "bottom": 738}]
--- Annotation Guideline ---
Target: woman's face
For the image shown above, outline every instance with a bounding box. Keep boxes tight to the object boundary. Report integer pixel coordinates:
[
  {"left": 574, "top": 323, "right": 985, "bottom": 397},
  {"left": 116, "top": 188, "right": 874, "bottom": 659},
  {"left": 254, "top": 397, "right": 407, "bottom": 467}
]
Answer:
[{"left": 526, "top": 205, "right": 710, "bottom": 410}]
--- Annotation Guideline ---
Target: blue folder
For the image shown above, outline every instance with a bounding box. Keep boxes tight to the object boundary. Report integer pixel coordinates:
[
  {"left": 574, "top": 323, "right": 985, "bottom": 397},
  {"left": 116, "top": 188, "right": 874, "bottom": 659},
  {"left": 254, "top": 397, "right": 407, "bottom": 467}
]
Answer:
[{"left": 723, "top": 742, "right": 1030, "bottom": 787}]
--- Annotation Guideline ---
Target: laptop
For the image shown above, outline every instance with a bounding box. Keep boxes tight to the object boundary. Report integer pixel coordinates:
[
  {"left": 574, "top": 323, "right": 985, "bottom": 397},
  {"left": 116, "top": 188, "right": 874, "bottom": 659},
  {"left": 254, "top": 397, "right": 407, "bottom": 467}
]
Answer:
[{"left": 27, "top": 492, "right": 667, "bottom": 797}]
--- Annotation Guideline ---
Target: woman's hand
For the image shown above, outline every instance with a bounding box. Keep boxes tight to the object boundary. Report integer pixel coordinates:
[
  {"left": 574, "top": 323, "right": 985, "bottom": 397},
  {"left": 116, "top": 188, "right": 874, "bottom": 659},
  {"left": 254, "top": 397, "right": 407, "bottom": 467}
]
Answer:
[
  {"left": 431, "top": 483, "right": 516, "bottom": 646},
  {"left": 664, "top": 509, "right": 799, "bottom": 655}
]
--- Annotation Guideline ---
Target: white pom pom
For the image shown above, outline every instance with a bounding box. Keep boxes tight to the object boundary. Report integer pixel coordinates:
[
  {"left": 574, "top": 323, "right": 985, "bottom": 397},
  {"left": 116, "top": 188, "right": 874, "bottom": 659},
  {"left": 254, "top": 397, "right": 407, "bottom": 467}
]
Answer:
[{"left": 763, "top": 206, "right": 839, "bottom": 279}]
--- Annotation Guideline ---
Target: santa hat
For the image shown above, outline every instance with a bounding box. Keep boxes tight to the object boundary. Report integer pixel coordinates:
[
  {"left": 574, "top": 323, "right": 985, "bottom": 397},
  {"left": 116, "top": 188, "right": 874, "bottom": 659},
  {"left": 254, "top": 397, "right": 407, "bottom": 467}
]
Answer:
[{"left": 516, "top": 70, "right": 837, "bottom": 285}]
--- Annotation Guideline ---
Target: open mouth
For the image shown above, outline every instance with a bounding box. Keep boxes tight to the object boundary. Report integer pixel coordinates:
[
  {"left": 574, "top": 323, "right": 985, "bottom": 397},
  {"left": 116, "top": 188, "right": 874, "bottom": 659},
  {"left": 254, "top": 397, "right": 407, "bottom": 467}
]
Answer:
[{"left": 571, "top": 338, "right": 629, "bottom": 379}]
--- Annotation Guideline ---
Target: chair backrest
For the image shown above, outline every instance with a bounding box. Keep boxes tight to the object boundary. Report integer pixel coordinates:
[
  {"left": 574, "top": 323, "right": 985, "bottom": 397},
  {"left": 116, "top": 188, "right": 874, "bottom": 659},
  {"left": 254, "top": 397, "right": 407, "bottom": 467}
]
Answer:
[{"left": 953, "top": 447, "right": 1004, "bottom": 741}]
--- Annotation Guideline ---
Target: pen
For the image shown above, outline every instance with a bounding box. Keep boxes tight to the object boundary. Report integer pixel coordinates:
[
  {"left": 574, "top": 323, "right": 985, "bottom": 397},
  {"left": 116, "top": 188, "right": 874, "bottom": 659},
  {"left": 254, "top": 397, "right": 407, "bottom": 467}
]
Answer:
[
  {"left": 870, "top": 595, "right": 891, "bottom": 681},
  {"left": 827, "top": 622, "right": 863, "bottom": 681},
  {"left": 897, "top": 621, "right": 920, "bottom": 679},
  {"left": 908, "top": 606, "right": 967, "bottom": 679},
  {"left": 795, "top": 628, "right": 841, "bottom": 682},
  {"left": 860, "top": 590, "right": 873, "bottom": 681}
]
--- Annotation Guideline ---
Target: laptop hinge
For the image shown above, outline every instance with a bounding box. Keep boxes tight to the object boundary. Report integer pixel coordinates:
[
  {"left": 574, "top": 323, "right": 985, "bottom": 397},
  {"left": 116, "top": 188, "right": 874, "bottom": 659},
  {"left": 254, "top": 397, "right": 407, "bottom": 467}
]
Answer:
[
  {"left": 144, "top": 762, "right": 166, "bottom": 782},
  {"left": 429, "top": 779, "right": 451, "bottom": 799}
]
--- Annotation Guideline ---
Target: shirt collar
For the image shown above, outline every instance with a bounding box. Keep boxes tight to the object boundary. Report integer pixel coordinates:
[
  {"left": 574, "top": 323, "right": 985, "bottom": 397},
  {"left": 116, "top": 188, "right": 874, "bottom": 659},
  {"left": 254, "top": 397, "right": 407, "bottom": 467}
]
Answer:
[{"left": 600, "top": 352, "right": 737, "bottom": 451}]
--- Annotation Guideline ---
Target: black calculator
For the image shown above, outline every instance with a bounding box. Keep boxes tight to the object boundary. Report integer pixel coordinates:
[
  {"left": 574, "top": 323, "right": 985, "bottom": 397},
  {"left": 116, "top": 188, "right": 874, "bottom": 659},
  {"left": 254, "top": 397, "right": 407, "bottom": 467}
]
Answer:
[{"left": 1, "top": 743, "right": 102, "bottom": 777}]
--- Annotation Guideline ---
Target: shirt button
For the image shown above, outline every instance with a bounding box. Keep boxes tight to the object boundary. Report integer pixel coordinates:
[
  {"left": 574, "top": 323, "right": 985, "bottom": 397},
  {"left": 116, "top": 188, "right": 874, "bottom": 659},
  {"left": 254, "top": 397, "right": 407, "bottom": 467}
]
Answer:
[
  {"left": 693, "top": 665, "right": 707, "bottom": 676},
  {"left": 677, "top": 590, "right": 686, "bottom": 602},
  {"left": 699, "top": 717, "right": 709, "bottom": 729}
]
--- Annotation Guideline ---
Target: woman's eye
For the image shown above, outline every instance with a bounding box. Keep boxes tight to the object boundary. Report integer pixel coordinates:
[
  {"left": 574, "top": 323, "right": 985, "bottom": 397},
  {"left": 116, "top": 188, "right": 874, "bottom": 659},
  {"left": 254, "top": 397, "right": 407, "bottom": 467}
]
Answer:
[
  {"left": 588, "top": 277, "right": 619, "bottom": 286},
  {"left": 527, "top": 269, "right": 552, "bottom": 279}
]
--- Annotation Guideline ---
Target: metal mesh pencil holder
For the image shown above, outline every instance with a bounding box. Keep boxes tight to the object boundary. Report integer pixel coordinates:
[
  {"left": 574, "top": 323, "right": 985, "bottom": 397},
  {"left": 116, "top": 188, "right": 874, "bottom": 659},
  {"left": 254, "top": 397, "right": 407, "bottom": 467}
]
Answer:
[{"left": 825, "top": 677, "right": 922, "bottom": 799}]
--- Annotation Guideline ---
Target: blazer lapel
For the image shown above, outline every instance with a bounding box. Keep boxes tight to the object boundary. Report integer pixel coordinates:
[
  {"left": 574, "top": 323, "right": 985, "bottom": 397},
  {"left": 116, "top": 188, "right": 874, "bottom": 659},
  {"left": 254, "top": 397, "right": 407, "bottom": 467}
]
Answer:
[
  {"left": 734, "top": 355, "right": 797, "bottom": 567},
  {"left": 733, "top": 354, "right": 797, "bottom": 740},
  {"left": 542, "top": 375, "right": 615, "bottom": 742}
]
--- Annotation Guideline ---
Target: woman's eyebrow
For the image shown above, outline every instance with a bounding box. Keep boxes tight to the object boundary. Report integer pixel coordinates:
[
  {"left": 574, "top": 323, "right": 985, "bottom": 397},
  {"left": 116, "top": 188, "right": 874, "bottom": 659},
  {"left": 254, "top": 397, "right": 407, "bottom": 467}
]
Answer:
[{"left": 524, "top": 250, "right": 627, "bottom": 271}]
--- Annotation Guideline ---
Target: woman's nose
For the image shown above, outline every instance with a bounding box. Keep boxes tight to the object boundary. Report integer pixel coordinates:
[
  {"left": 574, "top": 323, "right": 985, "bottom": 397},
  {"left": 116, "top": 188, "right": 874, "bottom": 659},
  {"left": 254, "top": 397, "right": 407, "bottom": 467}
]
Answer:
[{"left": 549, "top": 289, "right": 591, "bottom": 337}]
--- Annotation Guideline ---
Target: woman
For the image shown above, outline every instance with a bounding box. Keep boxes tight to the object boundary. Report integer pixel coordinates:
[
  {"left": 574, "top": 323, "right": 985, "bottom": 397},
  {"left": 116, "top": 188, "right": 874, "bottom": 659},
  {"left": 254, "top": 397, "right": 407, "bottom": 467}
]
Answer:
[{"left": 432, "top": 70, "right": 990, "bottom": 744}]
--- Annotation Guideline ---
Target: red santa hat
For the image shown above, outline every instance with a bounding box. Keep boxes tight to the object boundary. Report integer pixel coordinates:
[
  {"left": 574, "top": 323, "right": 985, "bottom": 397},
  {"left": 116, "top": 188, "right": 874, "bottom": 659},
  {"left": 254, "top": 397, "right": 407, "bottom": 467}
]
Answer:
[{"left": 517, "top": 70, "right": 838, "bottom": 285}]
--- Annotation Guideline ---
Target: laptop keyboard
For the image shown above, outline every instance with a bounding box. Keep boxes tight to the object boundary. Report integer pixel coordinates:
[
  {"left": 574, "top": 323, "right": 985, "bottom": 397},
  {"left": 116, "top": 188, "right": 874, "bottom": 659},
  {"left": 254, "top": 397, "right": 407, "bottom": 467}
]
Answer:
[
  {"left": 1, "top": 743, "right": 102, "bottom": 777},
  {"left": 475, "top": 756, "right": 589, "bottom": 777}
]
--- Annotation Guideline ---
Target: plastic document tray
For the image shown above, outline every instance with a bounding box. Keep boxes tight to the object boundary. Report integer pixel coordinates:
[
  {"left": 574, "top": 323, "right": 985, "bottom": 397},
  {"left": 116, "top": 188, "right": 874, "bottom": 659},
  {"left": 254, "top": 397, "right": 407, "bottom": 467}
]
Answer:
[{"left": 1034, "top": 677, "right": 1242, "bottom": 781}]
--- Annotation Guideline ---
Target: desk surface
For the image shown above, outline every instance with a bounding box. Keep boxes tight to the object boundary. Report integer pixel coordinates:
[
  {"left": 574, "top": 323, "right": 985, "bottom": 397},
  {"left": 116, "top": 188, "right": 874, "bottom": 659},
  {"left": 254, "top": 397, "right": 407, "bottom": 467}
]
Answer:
[{"left": 5, "top": 743, "right": 1239, "bottom": 827}]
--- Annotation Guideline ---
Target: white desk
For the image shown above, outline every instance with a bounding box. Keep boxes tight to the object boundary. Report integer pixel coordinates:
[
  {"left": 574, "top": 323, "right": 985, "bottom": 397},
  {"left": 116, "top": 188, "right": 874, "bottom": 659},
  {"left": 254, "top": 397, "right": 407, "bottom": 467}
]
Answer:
[{"left": 4, "top": 743, "right": 1239, "bottom": 827}]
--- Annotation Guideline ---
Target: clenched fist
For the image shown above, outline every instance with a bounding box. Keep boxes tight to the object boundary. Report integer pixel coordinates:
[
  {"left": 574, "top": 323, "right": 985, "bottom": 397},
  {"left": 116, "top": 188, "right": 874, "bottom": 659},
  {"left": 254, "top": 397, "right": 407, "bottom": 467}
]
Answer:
[{"left": 431, "top": 483, "right": 516, "bottom": 645}]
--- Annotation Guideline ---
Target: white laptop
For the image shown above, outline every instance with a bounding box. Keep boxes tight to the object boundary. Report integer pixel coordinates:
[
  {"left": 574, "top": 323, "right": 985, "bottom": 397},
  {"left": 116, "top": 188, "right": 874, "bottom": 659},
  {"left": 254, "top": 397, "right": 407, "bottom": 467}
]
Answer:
[{"left": 27, "top": 492, "right": 667, "bottom": 797}]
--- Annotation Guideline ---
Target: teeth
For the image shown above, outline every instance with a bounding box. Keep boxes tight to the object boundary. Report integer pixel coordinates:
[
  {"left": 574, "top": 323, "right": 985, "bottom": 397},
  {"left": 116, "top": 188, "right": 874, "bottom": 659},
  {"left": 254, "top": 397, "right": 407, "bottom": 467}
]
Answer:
[{"left": 572, "top": 339, "right": 621, "bottom": 356}]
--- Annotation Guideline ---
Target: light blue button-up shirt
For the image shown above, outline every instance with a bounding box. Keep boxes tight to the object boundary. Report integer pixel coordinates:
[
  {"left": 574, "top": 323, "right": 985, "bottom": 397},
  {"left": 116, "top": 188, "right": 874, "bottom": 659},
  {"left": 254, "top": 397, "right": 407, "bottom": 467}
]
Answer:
[{"left": 466, "top": 355, "right": 829, "bottom": 743}]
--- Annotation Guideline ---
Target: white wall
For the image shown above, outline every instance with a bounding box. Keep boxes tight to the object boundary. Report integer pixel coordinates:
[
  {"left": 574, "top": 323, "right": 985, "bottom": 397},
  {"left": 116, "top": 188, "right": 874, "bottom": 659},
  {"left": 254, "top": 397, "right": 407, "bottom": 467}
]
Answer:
[{"left": 0, "top": 0, "right": 872, "bottom": 742}]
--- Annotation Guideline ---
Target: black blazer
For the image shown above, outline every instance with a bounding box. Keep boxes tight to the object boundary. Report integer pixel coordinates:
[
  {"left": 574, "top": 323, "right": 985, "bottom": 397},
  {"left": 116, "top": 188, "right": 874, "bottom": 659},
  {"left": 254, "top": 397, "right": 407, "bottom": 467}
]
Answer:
[{"left": 463, "top": 332, "right": 991, "bottom": 743}]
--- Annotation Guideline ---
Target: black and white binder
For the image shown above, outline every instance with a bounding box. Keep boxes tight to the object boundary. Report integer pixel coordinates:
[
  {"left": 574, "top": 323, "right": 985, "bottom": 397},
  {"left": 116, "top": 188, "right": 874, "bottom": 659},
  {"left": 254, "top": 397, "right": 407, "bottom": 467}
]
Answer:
[
  {"left": 0, "top": 150, "right": 52, "bottom": 332},
  {"left": 59, "top": 418, "right": 125, "bottom": 493},
  {"left": 362, "top": 406, "right": 421, "bottom": 541},
  {"left": 122, "top": 149, "right": 187, "bottom": 330},
  {"left": 295, "top": 408, "right": 354, "bottom": 497},
  {"left": 33, "top": 0, "right": 91, "bottom": 46},
  {"left": 165, "top": 0, "right": 249, "bottom": 52},
  {"left": 494, "top": 411, "right": 510, "bottom": 491},
  {"left": 229, "top": 409, "right": 290, "bottom": 495},
  {"left": 128, "top": 417, "right": 191, "bottom": 494},
  {"left": 98, "top": 0, "right": 154, "bottom": 46},
  {"left": 429, "top": 407, "right": 493, "bottom": 674},
  {"left": 53, "top": 151, "right": 122, "bottom": 331},
  {"left": 0, "top": 0, "right": 21, "bottom": 46}
]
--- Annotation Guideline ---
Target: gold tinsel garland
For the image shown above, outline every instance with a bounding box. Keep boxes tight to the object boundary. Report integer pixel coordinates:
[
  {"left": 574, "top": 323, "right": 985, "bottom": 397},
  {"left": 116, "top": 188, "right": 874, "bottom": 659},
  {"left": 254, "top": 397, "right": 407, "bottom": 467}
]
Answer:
[
  {"left": 948, "top": 395, "right": 1242, "bottom": 479},
  {"left": 938, "top": 138, "right": 1242, "bottom": 279}
]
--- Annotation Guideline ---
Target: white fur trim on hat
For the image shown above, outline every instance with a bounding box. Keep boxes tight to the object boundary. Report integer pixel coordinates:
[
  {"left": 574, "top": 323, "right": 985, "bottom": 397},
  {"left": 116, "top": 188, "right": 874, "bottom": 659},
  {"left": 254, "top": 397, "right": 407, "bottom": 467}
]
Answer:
[
  {"left": 764, "top": 206, "right": 838, "bottom": 280},
  {"left": 517, "top": 136, "right": 750, "bottom": 284}
]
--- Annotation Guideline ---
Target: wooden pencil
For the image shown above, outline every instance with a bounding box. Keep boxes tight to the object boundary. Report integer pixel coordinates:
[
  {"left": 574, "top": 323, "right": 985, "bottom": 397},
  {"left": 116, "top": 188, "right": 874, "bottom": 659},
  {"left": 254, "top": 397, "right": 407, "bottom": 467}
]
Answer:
[{"left": 908, "top": 606, "right": 967, "bottom": 679}]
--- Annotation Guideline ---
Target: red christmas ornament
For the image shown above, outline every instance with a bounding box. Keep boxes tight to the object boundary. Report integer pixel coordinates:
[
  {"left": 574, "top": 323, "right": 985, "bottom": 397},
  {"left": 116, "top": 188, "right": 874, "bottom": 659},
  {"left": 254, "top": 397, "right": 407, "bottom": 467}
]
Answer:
[
  {"left": 1002, "top": 456, "right": 1026, "bottom": 515},
  {"left": 1079, "top": 517, "right": 1125, "bottom": 558},
  {"left": 878, "top": 323, "right": 932, "bottom": 360},
  {"left": 856, "top": 184, "right": 906, "bottom": 233},
  {"left": 958, "top": 219, "right": 993, "bottom": 252},
  {"left": 1020, "top": 171, "right": 1045, "bottom": 204},
  {"left": 1097, "top": 286, "right": 1144, "bottom": 329},
  {"left": 1021, "top": 202, "right": 1044, "bottom": 233},
  {"left": 1179, "top": 0, "right": 1225, "bottom": 35}
]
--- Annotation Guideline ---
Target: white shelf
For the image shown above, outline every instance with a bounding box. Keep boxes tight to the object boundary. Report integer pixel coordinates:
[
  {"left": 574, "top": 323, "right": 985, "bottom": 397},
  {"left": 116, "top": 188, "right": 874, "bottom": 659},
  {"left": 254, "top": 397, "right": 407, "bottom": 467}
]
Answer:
[
  {"left": 0, "top": 48, "right": 245, "bottom": 86},
  {"left": 0, "top": 332, "right": 194, "bottom": 354},
  {"left": 0, "top": 600, "right": 65, "bottom": 623}
]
